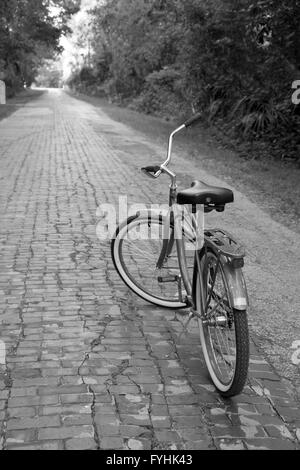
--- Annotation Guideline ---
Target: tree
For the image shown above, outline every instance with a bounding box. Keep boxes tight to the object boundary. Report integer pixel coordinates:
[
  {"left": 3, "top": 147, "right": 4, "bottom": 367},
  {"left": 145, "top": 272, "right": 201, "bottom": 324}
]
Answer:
[
  {"left": 34, "top": 58, "right": 63, "bottom": 88},
  {"left": 63, "top": 0, "right": 300, "bottom": 159},
  {"left": 0, "top": 0, "right": 80, "bottom": 94}
]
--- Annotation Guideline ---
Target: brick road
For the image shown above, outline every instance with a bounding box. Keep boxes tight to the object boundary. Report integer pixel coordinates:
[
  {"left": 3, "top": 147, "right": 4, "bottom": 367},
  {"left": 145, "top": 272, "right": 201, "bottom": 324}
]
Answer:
[{"left": 0, "top": 89, "right": 299, "bottom": 450}]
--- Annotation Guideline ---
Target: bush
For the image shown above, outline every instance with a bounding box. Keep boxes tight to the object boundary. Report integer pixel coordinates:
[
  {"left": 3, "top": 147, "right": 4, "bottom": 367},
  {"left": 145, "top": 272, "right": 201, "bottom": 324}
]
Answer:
[{"left": 130, "top": 67, "right": 185, "bottom": 117}]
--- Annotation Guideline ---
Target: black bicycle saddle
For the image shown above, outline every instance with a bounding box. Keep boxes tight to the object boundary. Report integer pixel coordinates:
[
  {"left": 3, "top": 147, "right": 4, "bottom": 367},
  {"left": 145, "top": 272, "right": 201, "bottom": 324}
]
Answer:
[{"left": 177, "top": 180, "right": 234, "bottom": 206}]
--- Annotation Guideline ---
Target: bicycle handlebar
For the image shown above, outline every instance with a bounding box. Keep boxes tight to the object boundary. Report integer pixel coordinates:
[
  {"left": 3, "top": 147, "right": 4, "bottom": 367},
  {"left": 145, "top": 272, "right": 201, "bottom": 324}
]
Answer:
[
  {"left": 183, "top": 112, "right": 202, "bottom": 128},
  {"left": 141, "top": 113, "right": 202, "bottom": 179},
  {"left": 141, "top": 165, "right": 161, "bottom": 178}
]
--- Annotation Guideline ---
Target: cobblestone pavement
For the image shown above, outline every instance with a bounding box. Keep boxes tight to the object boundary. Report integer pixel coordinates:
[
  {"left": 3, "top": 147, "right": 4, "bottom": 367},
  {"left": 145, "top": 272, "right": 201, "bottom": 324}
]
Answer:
[{"left": 0, "top": 89, "right": 299, "bottom": 450}]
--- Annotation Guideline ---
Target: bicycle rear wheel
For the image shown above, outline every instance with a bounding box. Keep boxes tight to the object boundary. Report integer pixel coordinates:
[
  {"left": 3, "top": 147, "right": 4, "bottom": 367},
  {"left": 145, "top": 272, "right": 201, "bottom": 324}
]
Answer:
[
  {"left": 194, "top": 249, "right": 249, "bottom": 397},
  {"left": 111, "top": 214, "right": 193, "bottom": 308}
]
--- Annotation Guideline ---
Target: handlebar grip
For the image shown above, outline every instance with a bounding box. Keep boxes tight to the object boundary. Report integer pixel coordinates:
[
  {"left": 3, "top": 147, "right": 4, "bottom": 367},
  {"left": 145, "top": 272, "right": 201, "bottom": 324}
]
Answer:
[
  {"left": 184, "top": 112, "right": 202, "bottom": 128},
  {"left": 141, "top": 165, "right": 161, "bottom": 174}
]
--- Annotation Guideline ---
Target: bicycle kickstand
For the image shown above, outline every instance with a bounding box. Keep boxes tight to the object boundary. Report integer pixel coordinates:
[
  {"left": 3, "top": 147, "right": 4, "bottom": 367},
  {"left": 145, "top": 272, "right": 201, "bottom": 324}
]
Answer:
[{"left": 178, "top": 309, "right": 199, "bottom": 342}]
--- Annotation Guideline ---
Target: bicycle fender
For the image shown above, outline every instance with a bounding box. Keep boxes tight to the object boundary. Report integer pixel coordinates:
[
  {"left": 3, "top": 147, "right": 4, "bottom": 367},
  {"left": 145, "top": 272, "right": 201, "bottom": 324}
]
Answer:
[
  {"left": 221, "top": 258, "right": 249, "bottom": 310},
  {"left": 112, "top": 213, "right": 139, "bottom": 239},
  {"left": 134, "top": 208, "right": 169, "bottom": 220},
  {"left": 113, "top": 209, "right": 168, "bottom": 238}
]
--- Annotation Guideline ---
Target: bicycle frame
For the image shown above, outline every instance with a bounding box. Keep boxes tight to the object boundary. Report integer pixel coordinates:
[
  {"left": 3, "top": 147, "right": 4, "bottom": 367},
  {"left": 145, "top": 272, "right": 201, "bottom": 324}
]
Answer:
[
  {"left": 140, "top": 122, "right": 249, "bottom": 311},
  {"left": 156, "top": 190, "right": 203, "bottom": 307},
  {"left": 113, "top": 114, "right": 250, "bottom": 396}
]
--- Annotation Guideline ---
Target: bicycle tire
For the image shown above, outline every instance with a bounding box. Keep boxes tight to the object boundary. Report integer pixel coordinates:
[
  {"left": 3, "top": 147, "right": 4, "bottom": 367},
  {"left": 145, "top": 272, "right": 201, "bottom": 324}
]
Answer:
[
  {"left": 111, "top": 214, "right": 190, "bottom": 308},
  {"left": 194, "top": 249, "right": 249, "bottom": 397}
]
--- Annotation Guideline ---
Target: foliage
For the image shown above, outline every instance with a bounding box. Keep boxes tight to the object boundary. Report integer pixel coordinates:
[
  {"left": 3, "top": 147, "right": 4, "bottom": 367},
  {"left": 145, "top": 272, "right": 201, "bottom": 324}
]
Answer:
[
  {"left": 34, "top": 58, "right": 64, "bottom": 88},
  {"left": 3, "top": 0, "right": 298, "bottom": 161},
  {"left": 60, "top": 0, "right": 300, "bottom": 159},
  {"left": 0, "top": 0, "right": 80, "bottom": 95}
]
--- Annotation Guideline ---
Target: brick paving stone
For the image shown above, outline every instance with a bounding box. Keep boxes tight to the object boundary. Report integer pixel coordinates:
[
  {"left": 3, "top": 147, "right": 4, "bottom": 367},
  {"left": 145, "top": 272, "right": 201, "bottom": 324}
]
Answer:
[
  {"left": 60, "top": 394, "right": 93, "bottom": 404},
  {"left": 264, "top": 424, "right": 294, "bottom": 440},
  {"left": 7, "top": 441, "right": 63, "bottom": 450},
  {"left": 151, "top": 416, "right": 172, "bottom": 428},
  {"left": 151, "top": 395, "right": 168, "bottom": 405},
  {"left": 209, "top": 414, "right": 232, "bottom": 426},
  {"left": 7, "top": 407, "right": 36, "bottom": 418},
  {"left": 140, "top": 384, "right": 164, "bottom": 394},
  {"left": 97, "top": 425, "right": 121, "bottom": 436},
  {"left": 8, "top": 396, "right": 59, "bottom": 407},
  {"left": 223, "top": 394, "right": 274, "bottom": 405},
  {"left": 62, "top": 414, "right": 93, "bottom": 426},
  {"left": 184, "top": 440, "right": 215, "bottom": 450},
  {"left": 254, "top": 403, "right": 277, "bottom": 415},
  {"left": 0, "top": 392, "right": 9, "bottom": 402},
  {"left": 100, "top": 437, "right": 124, "bottom": 450},
  {"left": 38, "top": 425, "right": 94, "bottom": 440},
  {"left": 215, "top": 439, "right": 246, "bottom": 450},
  {"left": 166, "top": 395, "right": 200, "bottom": 405},
  {"left": 40, "top": 404, "right": 91, "bottom": 416},
  {"left": 119, "top": 425, "right": 152, "bottom": 439},
  {"left": 178, "top": 429, "right": 210, "bottom": 443},
  {"left": 249, "top": 371, "right": 281, "bottom": 381},
  {"left": 155, "top": 430, "right": 182, "bottom": 443},
  {"left": 65, "top": 438, "right": 97, "bottom": 450},
  {"left": 0, "top": 89, "right": 298, "bottom": 451},
  {"left": 126, "top": 438, "right": 152, "bottom": 450},
  {"left": 211, "top": 425, "right": 267, "bottom": 438},
  {"left": 244, "top": 439, "right": 298, "bottom": 450},
  {"left": 120, "top": 414, "right": 151, "bottom": 426},
  {"left": 271, "top": 398, "right": 300, "bottom": 408},
  {"left": 276, "top": 407, "right": 300, "bottom": 422},
  {"left": 229, "top": 414, "right": 284, "bottom": 427},
  {"left": 13, "top": 378, "right": 59, "bottom": 387},
  {"left": 6, "top": 429, "right": 36, "bottom": 444},
  {"left": 224, "top": 403, "right": 258, "bottom": 415},
  {"left": 168, "top": 405, "right": 203, "bottom": 416},
  {"left": 93, "top": 404, "right": 116, "bottom": 415},
  {"left": 10, "top": 387, "right": 38, "bottom": 397},
  {"left": 7, "top": 416, "right": 60, "bottom": 430},
  {"left": 173, "top": 416, "right": 206, "bottom": 428},
  {"left": 151, "top": 405, "right": 169, "bottom": 416}
]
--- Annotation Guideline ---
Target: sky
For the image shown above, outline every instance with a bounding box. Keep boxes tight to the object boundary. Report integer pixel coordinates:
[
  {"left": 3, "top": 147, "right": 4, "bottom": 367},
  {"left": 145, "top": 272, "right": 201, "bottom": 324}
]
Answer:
[
  {"left": 81, "top": 0, "right": 100, "bottom": 8},
  {"left": 60, "top": 0, "right": 100, "bottom": 79}
]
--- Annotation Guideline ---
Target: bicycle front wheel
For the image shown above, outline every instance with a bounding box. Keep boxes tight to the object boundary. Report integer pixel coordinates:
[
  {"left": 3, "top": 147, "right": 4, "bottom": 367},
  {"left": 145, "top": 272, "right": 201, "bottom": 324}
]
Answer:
[
  {"left": 111, "top": 214, "right": 192, "bottom": 308},
  {"left": 195, "top": 249, "right": 249, "bottom": 397}
]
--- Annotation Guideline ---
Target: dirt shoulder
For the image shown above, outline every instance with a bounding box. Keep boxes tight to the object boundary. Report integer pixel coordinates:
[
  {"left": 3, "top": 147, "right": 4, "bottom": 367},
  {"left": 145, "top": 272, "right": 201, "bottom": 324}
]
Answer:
[{"left": 72, "top": 92, "right": 300, "bottom": 236}]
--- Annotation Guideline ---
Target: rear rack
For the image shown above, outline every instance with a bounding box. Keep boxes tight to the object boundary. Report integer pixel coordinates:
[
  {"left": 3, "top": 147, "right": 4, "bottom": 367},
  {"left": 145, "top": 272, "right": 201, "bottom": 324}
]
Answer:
[{"left": 204, "top": 228, "right": 246, "bottom": 259}]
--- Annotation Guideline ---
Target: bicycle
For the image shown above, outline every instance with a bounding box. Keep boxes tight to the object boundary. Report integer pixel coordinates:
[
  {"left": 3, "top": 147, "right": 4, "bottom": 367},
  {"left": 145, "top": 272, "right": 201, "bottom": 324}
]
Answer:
[{"left": 111, "top": 113, "right": 249, "bottom": 397}]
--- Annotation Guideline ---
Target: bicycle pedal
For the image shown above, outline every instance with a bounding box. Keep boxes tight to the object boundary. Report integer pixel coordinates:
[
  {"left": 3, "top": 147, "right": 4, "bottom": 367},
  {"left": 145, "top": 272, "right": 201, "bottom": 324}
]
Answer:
[{"left": 158, "top": 275, "right": 178, "bottom": 283}]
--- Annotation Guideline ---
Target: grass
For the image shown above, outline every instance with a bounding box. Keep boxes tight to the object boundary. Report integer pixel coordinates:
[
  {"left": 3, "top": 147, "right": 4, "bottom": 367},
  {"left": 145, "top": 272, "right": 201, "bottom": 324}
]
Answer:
[
  {"left": 0, "top": 88, "right": 45, "bottom": 122},
  {"left": 72, "top": 92, "right": 300, "bottom": 234}
]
